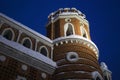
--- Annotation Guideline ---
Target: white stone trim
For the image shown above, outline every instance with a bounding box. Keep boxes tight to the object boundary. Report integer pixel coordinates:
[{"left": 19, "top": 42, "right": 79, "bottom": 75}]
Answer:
[
  {"left": 53, "top": 35, "right": 99, "bottom": 59},
  {"left": 35, "top": 39, "right": 39, "bottom": 51},
  {"left": 51, "top": 46, "right": 54, "bottom": 60},
  {"left": 92, "top": 71, "right": 103, "bottom": 80},
  {"left": 66, "top": 52, "right": 79, "bottom": 62},
  {"left": 21, "top": 37, "right": 33, "bottom": 49},
  {"left": 21, "top": 64, "right": 28, "bottom": 71},
  {"left": 0, "top": 55, "right": 6, "bottom": 62},
  {"left": 16, "top": 30, "right": 22, "bottom": 42},
  {"left": 0, "top": 13, "right": 53, "bottom": 47},
  {"left": 64, "top": 23, "right": 75, "bottom": 36},
  {"left": 47, "top": 14, "right": 89, "bottom": 28},
  {"left": 39, "top": 46, "right": 49, "bottom": 57},
  {"left": 80, "top": 25, "right": 89, "bottom": 39},
  {"left": 16, "top": 75, "right": 26, "bottom": 80},
  {"left": 65, "top": 18, "right": 71, "bottom": 22},
  {"left": 41, "top": 73, "right": 47, "bottom": 79},
  {"left": 100, "top": 62, "right": 112, "bottom": 80},
  {"left": 1, "top": 28, "right": 15, "bottom": 41},
  {"left": 0, "top": 36, "right": 56, "bottom": 74}
]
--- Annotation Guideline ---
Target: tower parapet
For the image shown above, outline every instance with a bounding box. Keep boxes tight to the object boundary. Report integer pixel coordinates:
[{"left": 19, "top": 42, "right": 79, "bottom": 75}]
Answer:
[
  {"left": 46, "top": 8, "right": 90, "bottom": 40},
  {"left": 48, "top": 8, "right": 86, "bottom": 21},
  {"left": 46, "top": 8, "right": 105, "bottom": 80}
]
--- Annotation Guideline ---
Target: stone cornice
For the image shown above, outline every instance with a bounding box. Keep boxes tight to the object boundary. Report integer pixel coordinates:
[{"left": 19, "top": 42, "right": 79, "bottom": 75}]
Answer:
[{"left": 53, "top": 35, "right": 99, "bottom": 59}]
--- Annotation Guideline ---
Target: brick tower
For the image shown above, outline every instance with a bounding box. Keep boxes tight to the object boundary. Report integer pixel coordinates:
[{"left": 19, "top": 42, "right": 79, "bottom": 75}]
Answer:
[
  {"left": 47, "top": 8, "right": 104, "bottom": 80},
  {"left": 0, "top": 8, "right": 112, "bottom": 80}
]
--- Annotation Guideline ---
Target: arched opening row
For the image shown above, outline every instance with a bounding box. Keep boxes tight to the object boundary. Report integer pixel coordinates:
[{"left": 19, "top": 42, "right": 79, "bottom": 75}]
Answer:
[
  {"left": 1, "top": 27, "right": 49, "bottom": 57},
  {"left": 64, "top": 23, "right": 88, "bottom": 38}
]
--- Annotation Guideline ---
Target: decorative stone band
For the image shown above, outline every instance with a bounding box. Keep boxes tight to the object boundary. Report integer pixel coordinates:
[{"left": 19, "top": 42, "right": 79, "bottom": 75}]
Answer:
[
  {"left": 48, "top": 8, "right": 86, "bottom": 20},
  {"left": 0, "top": 13, "right": 53, "bottom": 47},
  {"left": 0, "top": 36, "right": 56, "bottom": 74},
  {"left": 53, "top": 35, "right": 99, "bottom": 59},
  {"left": 46, "top": 10, "right": 88, "bottom": 27}
]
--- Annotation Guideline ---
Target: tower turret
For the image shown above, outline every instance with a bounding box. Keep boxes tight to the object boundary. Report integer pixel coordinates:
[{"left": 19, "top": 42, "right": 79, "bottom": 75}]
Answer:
[
  {"left": 46, "top": 8, "right": 105, "bottom": 80},
  {"left": 46, "top": 8, "right": 90, "bottom": 40}
]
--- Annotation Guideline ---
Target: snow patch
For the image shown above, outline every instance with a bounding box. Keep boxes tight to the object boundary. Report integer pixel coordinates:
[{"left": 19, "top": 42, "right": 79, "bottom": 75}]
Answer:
[{"left": 0, "top": 36, "right": 56, "bottom": 67}]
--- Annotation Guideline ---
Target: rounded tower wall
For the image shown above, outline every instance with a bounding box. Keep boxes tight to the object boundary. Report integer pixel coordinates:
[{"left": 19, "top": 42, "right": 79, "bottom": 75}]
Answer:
[
  {"left": 52, "top": 36, "right": 102, "bottom": 80},
  {"left": 46, "top": 8, "right": 103, "bottom": 80}
]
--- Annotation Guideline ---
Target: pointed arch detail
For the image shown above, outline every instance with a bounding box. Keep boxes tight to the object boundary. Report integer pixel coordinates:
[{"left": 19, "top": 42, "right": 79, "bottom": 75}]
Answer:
[
  {"left": 21, "top": 37, "right": 32, "bottom": 49},
  {"left": 80, "top": 26, "right": 88, "bottom": 38},
  {"left": 2, "top": 28, "right": 15, "bottom": 41},
  {"left": 64, "top": 23, "right": 75, "bottom": 36},
  {"left": 39, "top": 46, "right": 49, "bottom": 57}
]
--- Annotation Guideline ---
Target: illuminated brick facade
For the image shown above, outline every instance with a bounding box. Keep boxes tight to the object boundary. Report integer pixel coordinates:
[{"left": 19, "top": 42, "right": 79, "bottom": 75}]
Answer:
[{"left": 0, "top": 8, "right": 111, "bottom": 80}]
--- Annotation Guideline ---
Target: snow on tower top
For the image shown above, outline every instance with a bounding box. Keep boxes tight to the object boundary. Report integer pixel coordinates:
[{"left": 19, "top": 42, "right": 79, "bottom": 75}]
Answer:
[{"left": 48, "top": 8, "right": 86, "bottom": 20}]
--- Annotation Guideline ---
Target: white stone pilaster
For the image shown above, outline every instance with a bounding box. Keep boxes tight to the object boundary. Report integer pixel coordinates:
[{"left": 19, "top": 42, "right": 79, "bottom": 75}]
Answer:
[{"left": 16, "top": 30, "right": 22, "bottom": 42}]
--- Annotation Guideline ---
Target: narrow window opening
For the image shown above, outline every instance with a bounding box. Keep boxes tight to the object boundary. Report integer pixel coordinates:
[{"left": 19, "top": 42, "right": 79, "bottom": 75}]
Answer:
[
  {"left": 23, "top": 39, "right": 31, "bottom": 48},
  {"left": 66, "top": 24, "right": 73, "bottom": 36},
  {"left": 83, "top": 33, "right": 87, "bottom": 38},
  {"left": 81, "top": 28, "right": 87, "bottom": 38},
  {"left": 70, "top": 55, "right": 76, "bottom": 59},
  {"left": 40, "top": 47, "right": 47, "bottom": 56},
  {"left": 3, "top": 30, "right": 13, "bottom": 40}
]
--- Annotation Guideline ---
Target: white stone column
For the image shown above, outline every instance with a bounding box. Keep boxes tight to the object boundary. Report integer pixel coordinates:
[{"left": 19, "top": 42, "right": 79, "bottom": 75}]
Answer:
[
  {"left": 51, "top": 46, "right": 54, "bottom": 60},
  {"left": 35, "top": 39, "right": 39, "bottom": 51},
  {"left": 16, "top": 30, "right": 22, "bottom": 42}
]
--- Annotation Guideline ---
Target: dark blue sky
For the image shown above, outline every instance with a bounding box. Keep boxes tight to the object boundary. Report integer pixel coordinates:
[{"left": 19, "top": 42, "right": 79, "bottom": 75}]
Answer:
[{"left": 0, "top": 0, "right": 120, "bottom": 79}]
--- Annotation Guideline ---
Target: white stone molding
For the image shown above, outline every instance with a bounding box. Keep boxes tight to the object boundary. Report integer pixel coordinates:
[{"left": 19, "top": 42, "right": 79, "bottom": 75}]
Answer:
[
  {"left": 1, "top": 28, "right": 15, "bottom": 41},
  {"left": 39, "top": 46, "right": 49, "bottom": 57},
  {"left": 65, "top": 18, "right": 71, "bottom": 22},
  {"left": 46, "top": 13, "right": 89, "bottom": 28},
  {"left": 53, "top": 35, "right": 99, "bottom": 59},
  {"left": 100, "top": 62, "right": 112, "bottom": 80},
  {"left": 51, "top": 46, "right": 54, "bottom": 60},
  {"left": 35, "top": 39, "right": 39, "bottom": 51},
  {"left": 92, "top": 71, "right": 103, "bottom": 80},
  {"left": 21, "top": 64, "right": 28, "bottom": 71},
  {"left": 80, "top": 25, "right": 89, "bottom": 39},
  {"left": 0, "top": 55, "right": 6, "bottom": 62},
  {"left": 21, "top": 37, "right": 33, "bottom": 49},
  {"left": 66, "top": 52, "right": 79, "bottom": 62},
  {"left": 16, "top": 30, "right": 22, "bottom": 42},
  {"left": 64, "top": 23, "right": 75, "bottom": 36},
  {"left": 0, "top": 36, "right": 56, "bottom": 74},
  {"left": 41, "top": 73, "right": 47, "bottom": 79},
  {"left": 0, "top": 13, "right": 53, "bottom": 47}
]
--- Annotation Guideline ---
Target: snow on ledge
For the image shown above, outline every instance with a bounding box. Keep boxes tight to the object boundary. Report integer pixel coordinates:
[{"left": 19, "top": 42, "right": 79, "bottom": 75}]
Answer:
[
  {"left": 53, "top": 35, "right": 98, "bottom": 48},
  {"left": 0, "top": 36, "right": 56, "bottom": 67},
  {"left": 0, "top": 13, "right": 52, "bottom": 43},
  {"left": 53, "top": 35, "right": 99, "bottom": 57}
]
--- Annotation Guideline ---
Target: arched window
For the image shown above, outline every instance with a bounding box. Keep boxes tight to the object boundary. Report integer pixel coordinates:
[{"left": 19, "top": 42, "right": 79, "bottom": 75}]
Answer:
[
  {"left": 39, "top": 46, "right": 48, "bottom": 56},
  {"left": 82, "top": 29, "right": 87, "bottom": 38},
  {"left": 2, "top": 28, "right": 14, "bottom": 40},
  {"left": 81, "top": 27, "right": 88, "bottom": 38},
  {"left": 64, "top": 23, "right": 75, "bottom": 36},
  {"left": 66, "top": 24, "right": 73, "bottom": 36},
  {"left": 22, "top": 38, "right": 32, "bottom": 49}
]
